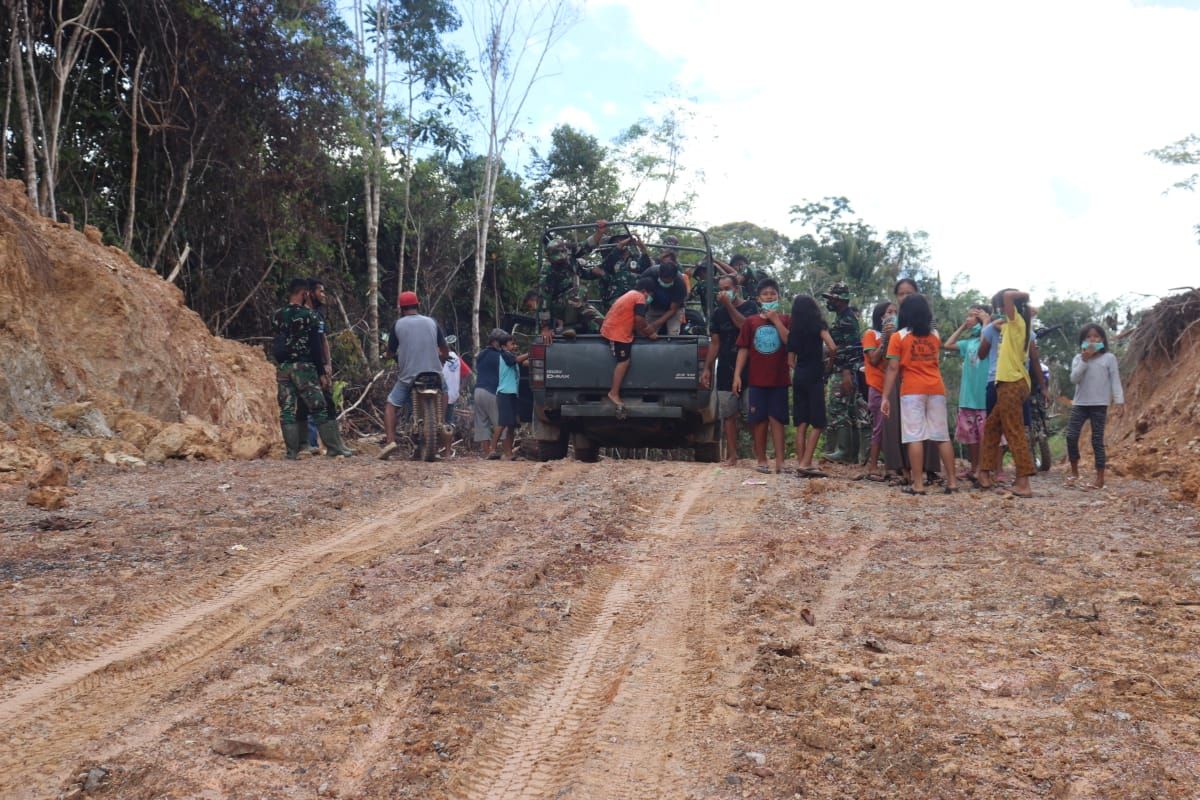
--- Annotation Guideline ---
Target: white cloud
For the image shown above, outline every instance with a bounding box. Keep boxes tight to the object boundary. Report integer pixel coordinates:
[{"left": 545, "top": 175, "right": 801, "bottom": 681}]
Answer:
[
  {"left": 537, "top": 104, "right": 599, "bottom": 138},
  {"left": 585, "top": 0, "right": 1200, "bottom": 300}
]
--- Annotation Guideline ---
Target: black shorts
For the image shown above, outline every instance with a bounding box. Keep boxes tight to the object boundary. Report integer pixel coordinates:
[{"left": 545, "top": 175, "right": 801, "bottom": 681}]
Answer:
[
  {"left": 497, "top": 392, "right": 520, "bottom": 429},
  {"left": 747, "top": 385, "right": 789, "bottom": 424},
  {"left": 792, "top": 379, "right": 827, "bottom": 428},
  {"left": 606, "top": 337, "right": 633, "bottom": 363}
]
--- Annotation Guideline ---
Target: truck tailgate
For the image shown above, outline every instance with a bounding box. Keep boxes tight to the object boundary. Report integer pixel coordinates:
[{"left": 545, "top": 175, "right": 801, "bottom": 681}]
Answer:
[{"left": 544, "top": 336, "right": 699, "bottom": 390}]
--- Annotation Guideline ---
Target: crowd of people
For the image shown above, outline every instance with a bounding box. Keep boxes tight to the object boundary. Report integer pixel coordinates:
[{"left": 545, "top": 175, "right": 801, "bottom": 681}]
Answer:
[{"left": 271, "top": 232, "right": 1125, "bottom": 498}]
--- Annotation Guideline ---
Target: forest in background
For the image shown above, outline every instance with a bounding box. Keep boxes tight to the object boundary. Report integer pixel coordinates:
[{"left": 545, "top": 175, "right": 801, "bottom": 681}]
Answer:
[{"left": 5, "top": 0, "right": 1183, "bottom": 422}]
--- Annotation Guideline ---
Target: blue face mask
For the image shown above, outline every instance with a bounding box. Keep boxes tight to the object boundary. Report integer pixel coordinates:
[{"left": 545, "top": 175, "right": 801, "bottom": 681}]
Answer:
[
  {"left": 658, "top": 278, "right": 674, "bottom": 289},
  {"left": 1083, "top": 341, "right": 1105, "bottom": 351},
  {"left": 885, "top": 314, "right": 898, "bottom": 328},
  {"left": 970, "top": 323, "right": 982, "bottom": 337},
  {"left": 761, "top": 300, "right": 780, "bottom": 312}
]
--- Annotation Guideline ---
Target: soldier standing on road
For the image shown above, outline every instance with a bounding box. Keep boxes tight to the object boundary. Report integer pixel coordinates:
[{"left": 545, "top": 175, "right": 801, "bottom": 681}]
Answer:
[
  {"left": 300, "top": 278, "right": 355, "bottom": 457},
  {"left": 821, "top": 282, "right": 864, "bottom": 464},
  {"left": 272, "top": 278, "right": 352, "bottom": 459}
]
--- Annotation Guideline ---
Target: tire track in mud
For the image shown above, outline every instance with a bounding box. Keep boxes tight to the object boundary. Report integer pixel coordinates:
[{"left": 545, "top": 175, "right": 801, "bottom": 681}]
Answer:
[
  {"left": 454, "top": 468, "right": 727, "bottom": 800},
  {"left": 0, "top": 463, "right": 584, "bottom": 792}
]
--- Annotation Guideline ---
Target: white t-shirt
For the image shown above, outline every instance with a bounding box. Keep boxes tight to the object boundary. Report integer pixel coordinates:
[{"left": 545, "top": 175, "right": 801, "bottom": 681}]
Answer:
[{"left": 442, "top": 351, "right": 462, "bottom": 401}]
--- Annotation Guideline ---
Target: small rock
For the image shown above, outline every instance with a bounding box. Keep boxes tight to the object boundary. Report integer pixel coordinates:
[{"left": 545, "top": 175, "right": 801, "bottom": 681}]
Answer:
[
  {"left": 863, "top": 637, "right": 888, "bottom": 654},
  {"left": 744, "top": 751, "right": 766, "bottom": 766},
  {"left": 724, "top": 774, "right": 742, "bottom": 786},
  {"left": 211, "top": 737, "right": 267, "bottom": 757},
  {"left": 752, "top": 766, "right": 774, "bottom": 778},
  {"left": 29, "top": 458, "right": 69, "bottom": 488},
  {"left": 26, "top": 486, "right": 71, "bottom": 510},
  {"left": 317, "top": 781, "right": 331, "bottom": 796},
  {"left": 83, "top": 766, "right": 107, "bottom": 792}
]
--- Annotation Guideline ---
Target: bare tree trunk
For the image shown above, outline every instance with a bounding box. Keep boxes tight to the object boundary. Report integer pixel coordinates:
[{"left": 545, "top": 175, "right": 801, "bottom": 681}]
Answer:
[
  {"left": 397, "top": 80, "right": 415, "bottom": 295},
  {"left": 2, "top": 30, "right": 12, "bottom": 181},
  {"left": 39, "top": 0, "right": 101, "bottom": 220},
  {"left": 10, "top": 10, "right": 37, "bottom": 206},
  {"left": 467, "top": 0, "right": 573, "bottom": 354},
  {"left": 353, "top": 0, "right": 387, "bottom": 367},
  {"left": 412, "top": 220, "right": 421, "bottom": 300},
  {"left": 122, "top": 49, "right": 144, "bottom": 252}
]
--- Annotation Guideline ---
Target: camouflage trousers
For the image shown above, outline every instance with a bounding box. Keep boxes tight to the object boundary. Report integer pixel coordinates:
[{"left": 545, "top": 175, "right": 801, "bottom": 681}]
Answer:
[
  {"left": 550, "top": 300, "right": 603, "bottom": 334},
  {"left": 277, "top": 362, "right": 329, "bottom": 425},
  {"left": 827, "top": 383, "right": 870, "bottom": 432}
]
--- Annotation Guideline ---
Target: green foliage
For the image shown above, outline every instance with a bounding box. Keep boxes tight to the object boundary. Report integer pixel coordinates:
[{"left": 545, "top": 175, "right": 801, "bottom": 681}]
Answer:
[
  {"left": 1148, "top": 134, "right": 1200, "bottom": 243},
  {"left": 528, "top": 125, "right": 622, "bottom": 231}
]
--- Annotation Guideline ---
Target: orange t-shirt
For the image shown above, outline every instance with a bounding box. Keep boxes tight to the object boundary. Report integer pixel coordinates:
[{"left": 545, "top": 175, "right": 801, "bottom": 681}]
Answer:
[
  {"left": 862, "top": 329, "right": 884, "bottom": 391},
  {"left": 886, "top": 328, "right": 945, "bottom": 396},
  {"left": 599, "top": 289, "right": 647, "bottom": 344}
]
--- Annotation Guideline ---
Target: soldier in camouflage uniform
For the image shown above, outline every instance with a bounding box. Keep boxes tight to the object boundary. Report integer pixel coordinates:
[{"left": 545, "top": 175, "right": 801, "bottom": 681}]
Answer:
[
  {"left": 582, "top": 232, "right": 651, "bottom": 313},
  {"left": 820, "top": 282, "right": 866, "bottom": 464},
  {"left": 540, "top": 221, "right": 607, "bottom": 338},
  {"left": 272, "top": 278, "right": 352, "bottom": 459}
]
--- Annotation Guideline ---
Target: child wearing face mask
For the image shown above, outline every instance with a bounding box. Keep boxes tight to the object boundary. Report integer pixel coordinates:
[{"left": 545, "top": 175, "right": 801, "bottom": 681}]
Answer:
[
  {"left": 942, "top": 305, "right": 992, "bottom": 483},
  {"left": 860, "top": 301, "right": 896, "bottom": 480},
  {"left": 1066, "top": 323, "right": 1123, "bottom": 489}
]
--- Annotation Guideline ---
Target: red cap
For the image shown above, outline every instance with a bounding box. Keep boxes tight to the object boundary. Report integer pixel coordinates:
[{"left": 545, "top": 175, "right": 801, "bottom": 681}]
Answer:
[{"left": 398, "top": 290, "right": 419, "bottom": 308}]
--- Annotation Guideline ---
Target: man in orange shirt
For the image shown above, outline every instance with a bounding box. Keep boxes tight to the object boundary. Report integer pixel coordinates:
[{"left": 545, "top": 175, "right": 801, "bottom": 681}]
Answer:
[{"left": 600, "top": 276, "right": 658, "bottom": 410}]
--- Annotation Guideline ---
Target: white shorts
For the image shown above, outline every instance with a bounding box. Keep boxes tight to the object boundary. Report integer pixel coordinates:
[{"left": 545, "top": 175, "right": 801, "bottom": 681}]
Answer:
[
  {"left": 473, "top": 388, "right": 499, "bottom": 442},
  {"left": 900, "top": 393, "right": 949, "bottom": 444}
]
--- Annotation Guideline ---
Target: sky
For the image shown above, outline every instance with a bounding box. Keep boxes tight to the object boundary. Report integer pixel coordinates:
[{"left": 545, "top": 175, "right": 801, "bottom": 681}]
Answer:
[{"left": 453, "top": 0, "right": 1200, "bottom": 306}]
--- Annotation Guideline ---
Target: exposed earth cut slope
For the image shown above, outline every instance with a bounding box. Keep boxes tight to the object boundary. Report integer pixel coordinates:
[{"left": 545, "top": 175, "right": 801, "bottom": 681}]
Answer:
[{"left": 0, "top": 179, "right": 278, "bottom": 476}]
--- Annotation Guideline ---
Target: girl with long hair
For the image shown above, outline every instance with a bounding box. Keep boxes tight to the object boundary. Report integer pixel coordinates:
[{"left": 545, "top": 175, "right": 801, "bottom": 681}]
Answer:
[{"left": 880, "top": 293, "right": 959, "bottom": 494}]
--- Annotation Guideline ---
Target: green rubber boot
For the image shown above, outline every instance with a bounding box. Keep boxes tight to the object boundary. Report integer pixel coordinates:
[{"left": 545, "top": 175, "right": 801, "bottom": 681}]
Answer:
[
  {"left": 318, "top": 419, "right": 354, "bottom": 457},
  {"left": 857, "top": 425, "right": 871, "bottom": 464},
  {"left": 282, "top": 423, "right": 302, "bottom": 460},
  {"left": 821, "top": 427, "right": 855, "bottom": 464}
]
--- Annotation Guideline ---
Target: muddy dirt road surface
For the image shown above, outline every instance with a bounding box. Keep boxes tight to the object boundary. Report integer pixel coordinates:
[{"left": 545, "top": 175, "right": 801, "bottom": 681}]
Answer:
[{"left": 2, "top": 457, "right": 1198, "bottom": 798}]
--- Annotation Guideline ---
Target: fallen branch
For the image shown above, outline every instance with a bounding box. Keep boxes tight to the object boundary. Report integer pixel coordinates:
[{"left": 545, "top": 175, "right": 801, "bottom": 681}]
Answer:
[{"left": 339, "top": 369, "right": 385, "bottom": 421}]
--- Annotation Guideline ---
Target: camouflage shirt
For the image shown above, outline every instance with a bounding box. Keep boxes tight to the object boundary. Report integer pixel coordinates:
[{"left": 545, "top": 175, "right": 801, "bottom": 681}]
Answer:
[
  {"left": 271, "top": 304, "right": 325, "bottom": 366},
  {"left": 586, "top": 252, "right": 650, "bottom": 305},
  {"left": 830, "top": 306, "right": 862, "bottom": 371}
]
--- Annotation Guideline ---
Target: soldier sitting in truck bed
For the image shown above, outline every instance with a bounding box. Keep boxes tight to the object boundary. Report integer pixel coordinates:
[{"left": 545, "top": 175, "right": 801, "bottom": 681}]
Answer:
[{"left": 539, "top": 220, "right": 608, "bottom": 339}]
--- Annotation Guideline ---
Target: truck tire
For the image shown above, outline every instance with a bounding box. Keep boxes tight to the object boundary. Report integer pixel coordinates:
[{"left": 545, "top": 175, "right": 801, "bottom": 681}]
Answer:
[
  {"left": 572, "top": 434, "right": 600, "bottom": 463},
  {"left": 537, "top": 433, "right": 568, "bottom": 461},
  {"left": 693, "top": 442, "right": 720, "bottom": 463}
]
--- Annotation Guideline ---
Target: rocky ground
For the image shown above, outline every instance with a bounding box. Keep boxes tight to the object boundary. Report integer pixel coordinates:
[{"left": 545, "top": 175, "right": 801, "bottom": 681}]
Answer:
[{"left": 1, "top": 455, "right": 1197, "bottom": 799}]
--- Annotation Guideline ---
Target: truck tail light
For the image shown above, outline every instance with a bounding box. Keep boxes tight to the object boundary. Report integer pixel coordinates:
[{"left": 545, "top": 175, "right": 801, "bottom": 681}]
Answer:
[
  {"left": 530, "top": 343, "right": 546, "bottom": 388},
  {"left": 697, "top": 342, "right": 708, "bottom": 376}
]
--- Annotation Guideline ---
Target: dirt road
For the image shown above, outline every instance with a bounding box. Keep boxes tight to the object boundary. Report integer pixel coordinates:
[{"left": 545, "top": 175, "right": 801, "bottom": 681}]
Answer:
[{"left": 2, "top": 457, "right": 1198, "bottom": 798}]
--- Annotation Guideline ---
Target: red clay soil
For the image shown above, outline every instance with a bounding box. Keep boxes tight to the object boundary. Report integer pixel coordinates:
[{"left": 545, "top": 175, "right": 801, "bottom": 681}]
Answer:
[{"left": 1, "top": 456, "right": 1196, "bottom": 799}]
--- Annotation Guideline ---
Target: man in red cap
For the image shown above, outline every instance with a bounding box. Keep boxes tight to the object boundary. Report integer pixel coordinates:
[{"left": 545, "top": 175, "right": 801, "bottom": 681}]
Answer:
[{"left": 380, "top": 291, "right": 449, "bottom": 459}]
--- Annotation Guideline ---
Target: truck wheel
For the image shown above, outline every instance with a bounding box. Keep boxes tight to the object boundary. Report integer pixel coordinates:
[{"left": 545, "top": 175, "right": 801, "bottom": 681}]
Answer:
[
  {"left": 537, "top": 434, "right": 568, "bottom": 461},
  {"left": 693, "top": 442, "right": 720, "bottom": 463}
]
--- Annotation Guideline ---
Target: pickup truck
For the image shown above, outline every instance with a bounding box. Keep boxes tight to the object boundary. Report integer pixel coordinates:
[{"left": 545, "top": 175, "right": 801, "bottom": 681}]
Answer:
[{"left": 528, "top": 222, "right": 720, "bottom": 462}]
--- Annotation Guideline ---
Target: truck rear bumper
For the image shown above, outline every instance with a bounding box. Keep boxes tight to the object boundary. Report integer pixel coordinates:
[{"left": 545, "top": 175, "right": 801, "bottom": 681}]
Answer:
[{"left": 560, "top": 403, "right": 683, "bottom": 419}]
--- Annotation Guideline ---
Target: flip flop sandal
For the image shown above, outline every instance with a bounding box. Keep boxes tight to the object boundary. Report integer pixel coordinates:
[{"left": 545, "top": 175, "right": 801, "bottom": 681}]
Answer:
[
  {"left": 943, "top": 486, "right": 961, "bottom": 494},
  {"left": 755, "top": 465, "right": 772, "bottom": 474},
  {"left": 901, "top": 486, "right": 928, "bottom": 496},
  {"left": 802, "top": 468, "right": 830, "bottom": 478},
  {"left": 864, "top": 473, "right": 889, "bottom": 483},
  {"left": 888, "top": 476, "right": 911, "bottom": 487}
]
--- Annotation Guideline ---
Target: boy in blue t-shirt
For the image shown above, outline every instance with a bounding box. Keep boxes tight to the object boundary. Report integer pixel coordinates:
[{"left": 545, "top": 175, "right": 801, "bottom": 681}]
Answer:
[
  {"left": 942, "top": 305, "right": 991, "bottom": 481},
  {"left": 488, "top": 335, "right": 528, "bottom": 460}
]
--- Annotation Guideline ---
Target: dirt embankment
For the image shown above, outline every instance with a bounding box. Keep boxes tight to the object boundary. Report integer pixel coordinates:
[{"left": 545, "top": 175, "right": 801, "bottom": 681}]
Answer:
[
  {"left": 0, "top": 179, "right": 279, "bottom": 490},
  {"left": 1108, "top": 289, "right": 1200, "bottom": 504}
]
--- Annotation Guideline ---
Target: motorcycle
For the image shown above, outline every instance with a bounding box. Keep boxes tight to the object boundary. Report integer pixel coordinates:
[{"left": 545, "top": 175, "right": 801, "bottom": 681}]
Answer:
[
  {"left": 1027, "top": 391, "right": 1052, "bottom": 472},
  {"left": 410, "top": 371, "right": 450, "bottom": 462}
]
